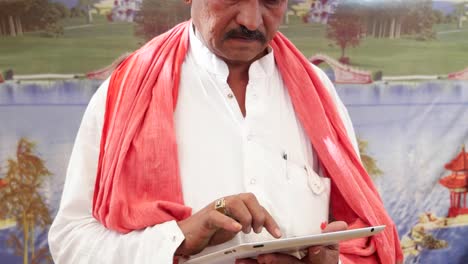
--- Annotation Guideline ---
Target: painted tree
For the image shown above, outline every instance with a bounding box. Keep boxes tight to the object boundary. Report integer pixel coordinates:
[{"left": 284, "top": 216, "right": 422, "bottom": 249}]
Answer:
[
  {"left": 0, "top": 138, "right": 53, "bottom": 264},
  {"left": 78, "top": 0, "right": 100, "bottom": 24},
  {"left": 0, "top": 0, "right": 29, "bottom": 37},
  {"left": 361, "top": 0, "right": 408, "bottom": 39},
  {"left": 0, "top": 0, "right": 64, "bottom": 37},
  {"left": 402, "top": 0, "right": 435, "bottom": 40},
  {"left": 358, "top": 138, "right": 383, "bottom": 180},
  {"left": 456, "top": 2, "right": 467, "bottom": 29},
  {"left": 326, "top": 4, "right": 363, "bottom": 62},
  {"left": 135, "top": 0, "right": 190, "bottom": 40},
  {"left": 345, "top": 0, "right": 436, "bottom": 40}
]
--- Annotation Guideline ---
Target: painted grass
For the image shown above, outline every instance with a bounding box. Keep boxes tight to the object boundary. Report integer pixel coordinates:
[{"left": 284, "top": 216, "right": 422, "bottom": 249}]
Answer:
[
  {"left": 1, "top": 15, "right": 467, "bottom": 76},
  {"left": 280, "top": 21, "right": 468, "bottom": 76},
  {"left": 0, "top": 16, "right": 143, "bottom": 75}
]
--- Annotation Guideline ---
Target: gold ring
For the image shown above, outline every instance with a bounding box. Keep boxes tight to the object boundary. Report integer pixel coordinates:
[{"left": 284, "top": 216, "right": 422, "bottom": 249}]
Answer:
[{"left": 214, "top": 198, "right": 229, "bottom": 216}]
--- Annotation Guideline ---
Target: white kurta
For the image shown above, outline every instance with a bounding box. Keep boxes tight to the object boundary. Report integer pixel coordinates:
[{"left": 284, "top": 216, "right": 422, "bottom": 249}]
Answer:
[{"left": 48, "top": 25, "right": 359, "bottom": 264}]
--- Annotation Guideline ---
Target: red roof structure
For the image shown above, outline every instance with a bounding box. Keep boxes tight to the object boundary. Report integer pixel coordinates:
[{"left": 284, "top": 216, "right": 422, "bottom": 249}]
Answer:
[
  {"left": 439, "top": 145, "right": 468, "bottom": 217},
  {"left": 439, "top": 174, "right": 467, "bottom": 190},
  {"left": 445, "top": 146, "right": 468, "bottom": 172}
]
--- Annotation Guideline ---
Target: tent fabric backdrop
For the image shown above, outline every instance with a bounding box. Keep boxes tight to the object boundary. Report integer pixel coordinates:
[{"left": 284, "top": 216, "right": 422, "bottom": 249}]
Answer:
[{"left": 0, "top": 79, "right": 467, "bottom": 263}]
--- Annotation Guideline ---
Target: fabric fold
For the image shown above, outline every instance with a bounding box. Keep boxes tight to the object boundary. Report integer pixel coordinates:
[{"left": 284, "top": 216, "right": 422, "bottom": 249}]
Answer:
[{"left": 93, "top": 22, "right": 192, "bottom": 233}]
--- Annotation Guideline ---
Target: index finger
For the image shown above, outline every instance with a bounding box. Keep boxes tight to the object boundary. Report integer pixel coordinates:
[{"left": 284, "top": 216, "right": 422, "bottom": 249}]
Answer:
[
  {"left": 262, "top": 208, "right": 282, "bottom": 238},
  {"left": 239, "top": 193, "right": 282, "bottom": 238}
]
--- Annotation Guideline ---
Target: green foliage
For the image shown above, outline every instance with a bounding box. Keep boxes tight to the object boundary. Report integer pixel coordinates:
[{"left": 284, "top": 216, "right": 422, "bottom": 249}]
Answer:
[
  {"left": 432, "top": 10, "right": 445, "bottom": 25},
  {"left": 70, "top": 7, "right": 86, "bottom": 18},
  {"left": 346, "top": 0, "right": 437, "bottom": 40},
  {"left": 42, "top": 22, "right": 64, "bottom": 38},
  {"left": 0, "top": 0, "right": 30, "bottom": 17},
  {"left": 0, "top": 0, "right": 65, "bottom": 37},
  {"left": 403, "top": 1, "right": 436, "bottom": 40},
  {"left": 20, "top": 0, "right": 57, "bottom": 30},
  {"left": 77, "top": 0, "right": 101, "bottom": 24},
  {"left": 50, "top": 2, "right": 71, "bottom": 19},
  {"left": 444, "top": 14, "right": 457, "bottom": 24},
  {"left": 134, "top": 0, "right": 190, "bottom": 40},
  {"left": 455, "top": 2, "right": 467, "bottom": 29}
]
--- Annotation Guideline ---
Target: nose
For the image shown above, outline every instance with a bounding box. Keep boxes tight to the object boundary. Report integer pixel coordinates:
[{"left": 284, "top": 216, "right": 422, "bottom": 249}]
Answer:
[{"left": 236, "top": 0, "right": 262, "bottom": 31}]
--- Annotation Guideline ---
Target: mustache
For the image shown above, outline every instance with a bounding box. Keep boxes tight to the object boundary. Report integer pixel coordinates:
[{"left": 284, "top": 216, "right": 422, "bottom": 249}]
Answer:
[{"left": 224, "top": 26, "right": 266, "bottom": 43}]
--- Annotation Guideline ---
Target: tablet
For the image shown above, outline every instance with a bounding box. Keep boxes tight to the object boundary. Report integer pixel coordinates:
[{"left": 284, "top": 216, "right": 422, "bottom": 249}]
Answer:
[{"left": 184, "top": 225, "right": 385, "bottom": 264}]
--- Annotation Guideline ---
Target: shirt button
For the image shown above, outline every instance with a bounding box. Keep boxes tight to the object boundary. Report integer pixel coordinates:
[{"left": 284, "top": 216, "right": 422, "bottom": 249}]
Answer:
[
  {"left": 246, "top": 134, "right": 253, "bottom": 141},
  {"left": 227, "top": 93, "right": 234, "bottom": 99},
  {"left": 250, "top": 179, "right": 257, "bottom": 185}
]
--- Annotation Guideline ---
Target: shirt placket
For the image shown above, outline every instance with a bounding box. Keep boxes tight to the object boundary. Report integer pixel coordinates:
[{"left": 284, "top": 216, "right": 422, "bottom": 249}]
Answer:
[
  {"left": 221, "top": 83, "right": 245, "bottom": 125},
  {"left": 243, "top": 80, "right": 264, "bottom": 194}
]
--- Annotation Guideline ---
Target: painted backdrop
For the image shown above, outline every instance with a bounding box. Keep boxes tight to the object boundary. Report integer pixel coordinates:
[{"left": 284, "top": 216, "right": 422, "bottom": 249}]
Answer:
[{"left": 1, "top": 0, "right": 468, "bottom": 263}]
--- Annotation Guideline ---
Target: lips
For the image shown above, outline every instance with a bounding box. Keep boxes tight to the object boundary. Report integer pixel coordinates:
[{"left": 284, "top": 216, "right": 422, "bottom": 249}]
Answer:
[
  {"left": 224, "top": 26, "right": 266, "bottom": 43},
  {"left": 229, "top": 39, "right": 259, "bottom": 45},
  {"left": 229, "top": 36, "right": 259, "bottom": 42},
  {"left": 233, "top": 37, "right": 257, "bottom": 41}
]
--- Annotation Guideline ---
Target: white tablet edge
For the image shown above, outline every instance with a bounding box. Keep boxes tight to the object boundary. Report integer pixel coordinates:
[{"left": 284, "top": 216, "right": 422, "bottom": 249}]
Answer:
[{"left": 184, "top": 225, "right": 386, "bottom": 264}]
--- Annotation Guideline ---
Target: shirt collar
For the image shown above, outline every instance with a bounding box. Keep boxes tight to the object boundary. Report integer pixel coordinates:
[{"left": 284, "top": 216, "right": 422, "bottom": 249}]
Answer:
[{"left": 188, "top": 23, "right": 276, "bottom": 81}]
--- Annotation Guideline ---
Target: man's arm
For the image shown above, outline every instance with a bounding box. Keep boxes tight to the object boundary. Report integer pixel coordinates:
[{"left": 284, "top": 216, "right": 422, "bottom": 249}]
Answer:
[
  {"left": 48, "top": 80, "right": 185, "bottom": 264},
  {"left": 49, "top": 79, "right": 281, "bottom": 263}
]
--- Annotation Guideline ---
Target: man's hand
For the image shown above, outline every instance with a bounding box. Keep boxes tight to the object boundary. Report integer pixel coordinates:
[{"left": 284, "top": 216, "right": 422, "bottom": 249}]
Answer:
[
  {"left": 175, "top": 193, "right": 282, "bottom": 256},
  {"left": 235, "top": 221, "right": 348, "bottom": 264}
]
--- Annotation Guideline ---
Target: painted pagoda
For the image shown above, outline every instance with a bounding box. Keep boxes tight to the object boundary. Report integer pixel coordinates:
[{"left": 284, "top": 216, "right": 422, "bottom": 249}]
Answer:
[{"left": 439, "top": 145, "right": 468, "bottom": 217}]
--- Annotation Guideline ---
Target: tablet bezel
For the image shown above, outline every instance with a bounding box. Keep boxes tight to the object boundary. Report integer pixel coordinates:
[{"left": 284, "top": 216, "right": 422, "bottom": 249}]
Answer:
[{"left": 184, "top": 225, "right": 385, "bottom": 264}]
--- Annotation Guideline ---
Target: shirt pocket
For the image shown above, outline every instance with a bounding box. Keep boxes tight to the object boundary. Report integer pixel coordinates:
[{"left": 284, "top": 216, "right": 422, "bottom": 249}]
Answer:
[{"left": 285, "top": 161, "right": 331, "bottom": 235}]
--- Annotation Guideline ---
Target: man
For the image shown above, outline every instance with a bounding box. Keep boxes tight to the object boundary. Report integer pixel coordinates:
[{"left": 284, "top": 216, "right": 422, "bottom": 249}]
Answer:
[{"left": 49, "top": 0, "right": 402, "bottom": 263}]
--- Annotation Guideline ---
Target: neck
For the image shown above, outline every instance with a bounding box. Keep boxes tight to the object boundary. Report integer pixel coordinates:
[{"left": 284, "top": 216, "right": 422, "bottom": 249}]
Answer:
[
  {"left": 225, "top": 61, "right": 250, "bottom": 117},
  {"left": 224, "top": 49, "right": 268, "bottom": 117},
  {"left": 226, "top": 61, "right": 250, "bottom": 83}
]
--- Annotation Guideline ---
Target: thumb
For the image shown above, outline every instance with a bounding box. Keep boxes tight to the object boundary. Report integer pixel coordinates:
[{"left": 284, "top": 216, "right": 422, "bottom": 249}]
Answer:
[
  {"left": 306, "top": 246, "right": 326, "bottom": 263},
  {"left": 322, "top": 221, "right": 348, "bottom": 233}
]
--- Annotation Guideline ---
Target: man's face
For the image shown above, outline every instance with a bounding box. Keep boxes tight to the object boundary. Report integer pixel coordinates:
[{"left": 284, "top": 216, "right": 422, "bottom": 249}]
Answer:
[{"left": 191, "top": 0, "right": 288, "bottom": 64}]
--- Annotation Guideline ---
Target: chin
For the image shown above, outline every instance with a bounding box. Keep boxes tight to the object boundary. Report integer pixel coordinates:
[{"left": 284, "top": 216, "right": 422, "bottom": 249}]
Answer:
[
  {"left": 222, "top": 49, "right": 266, "bottom": 64},
  {"left": 215, "top": 42, "right": 266, "bottom": 63},
  {"left": 227, "top": 54, "right": 258, "bottom": 63}
]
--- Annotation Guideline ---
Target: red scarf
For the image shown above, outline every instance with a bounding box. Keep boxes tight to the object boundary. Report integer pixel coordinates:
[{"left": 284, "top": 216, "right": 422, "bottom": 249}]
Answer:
[{"left": 93, "top": 21, "right": 403, "bottom": 263}]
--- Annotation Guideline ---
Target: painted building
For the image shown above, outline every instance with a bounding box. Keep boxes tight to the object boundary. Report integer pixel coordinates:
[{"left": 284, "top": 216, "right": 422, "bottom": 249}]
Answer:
[
  {"left": 439, "top": 146, "right": 468, "bottom": 217},
  {"left": 112, "top": 0, "right": 142, "bottom": 22}
]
